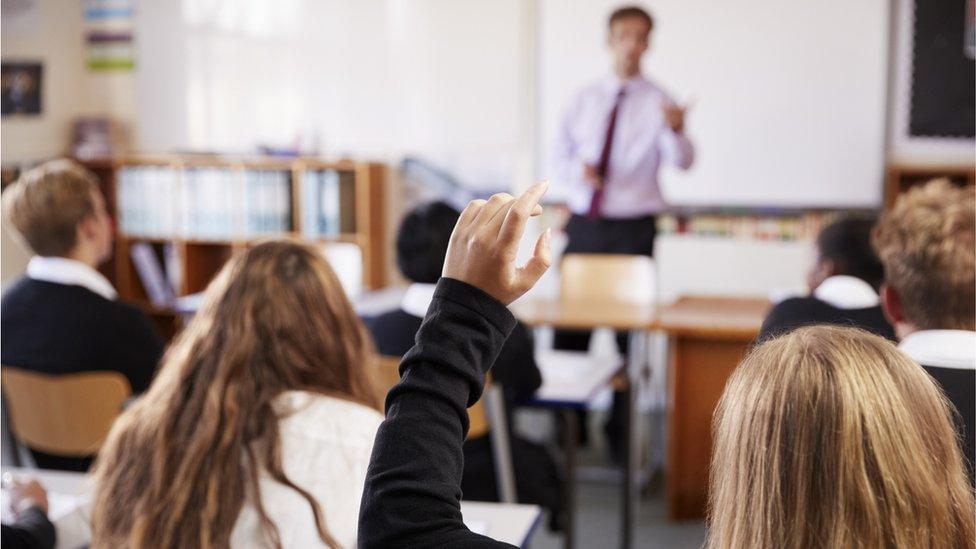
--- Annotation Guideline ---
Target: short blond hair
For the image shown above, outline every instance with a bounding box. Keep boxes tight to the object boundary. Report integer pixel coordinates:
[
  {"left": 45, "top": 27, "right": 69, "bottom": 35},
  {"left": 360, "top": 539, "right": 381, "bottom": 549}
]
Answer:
[
  {"left": 872, "top": 179, "right": 975, "bottom": 330},
  {"left": 2, "top": 159, "right": 100, "bottom": 257},
  {"left": 708, "top": 325, "right": 975, "bottom": 548}
]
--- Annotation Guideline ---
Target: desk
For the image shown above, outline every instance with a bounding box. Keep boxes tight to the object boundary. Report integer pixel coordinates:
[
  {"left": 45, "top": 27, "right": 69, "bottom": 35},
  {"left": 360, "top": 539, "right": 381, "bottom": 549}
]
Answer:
[
  {"left": 513, "top": 299, "right": 652, "bottom": 549},
  {"left": 514, "top": 295, "right": 769, "bottom": 529},
  {"left": 1, "top": 468, "right": 542, "bottom": 548},
  {"left": 654, "top": 296, "right": 769, "bottom": 521}
]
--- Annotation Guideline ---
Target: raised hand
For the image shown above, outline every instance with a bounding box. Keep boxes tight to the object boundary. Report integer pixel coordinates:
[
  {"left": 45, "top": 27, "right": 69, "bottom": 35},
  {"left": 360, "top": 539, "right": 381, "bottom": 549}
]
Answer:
[{"left": 442, "top": 181, "right": 552, "bottom": 305}]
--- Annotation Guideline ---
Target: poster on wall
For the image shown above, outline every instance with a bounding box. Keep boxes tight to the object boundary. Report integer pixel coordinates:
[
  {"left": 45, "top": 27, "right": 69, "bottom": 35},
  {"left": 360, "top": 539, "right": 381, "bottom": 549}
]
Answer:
[
  {"left": 84, "top": 0, "right": 136, "bottom": 71},
  {"left": 1, "top": 62, "right": 42, "bottom": 116}
]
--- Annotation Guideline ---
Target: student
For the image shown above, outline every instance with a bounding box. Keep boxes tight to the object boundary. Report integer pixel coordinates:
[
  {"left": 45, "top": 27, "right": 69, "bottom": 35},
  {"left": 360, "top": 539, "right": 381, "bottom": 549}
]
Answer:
[
  {"left": 360, "top": 183, "right": 559, "bottom": 547},
  {"left": 873, "top": 179, "right": 976, "bottom": 477},
  {"left": 367, "top": 201, "right": 563, "bottom": 529},
  {"left": 707, "top": 326, "right": 974, "bottom": 548},
  {"left": 91, "top": 240, "right": 382, "bottom": 547},
  {"left": 1, "top": 477, "right": 55, "bottom": 549},
  {"left": 758, "top": 216, "right": 895, "bottom": 341},
  {"left": 0, "top": 159, "right": 163, "bottom": 471}
]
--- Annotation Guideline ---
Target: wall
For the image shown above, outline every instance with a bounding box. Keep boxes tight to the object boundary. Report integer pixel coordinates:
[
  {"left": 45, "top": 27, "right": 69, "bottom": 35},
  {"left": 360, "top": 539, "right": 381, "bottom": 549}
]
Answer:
[{"left": 1, "top": 0, "right": 86, "bottom": 282}]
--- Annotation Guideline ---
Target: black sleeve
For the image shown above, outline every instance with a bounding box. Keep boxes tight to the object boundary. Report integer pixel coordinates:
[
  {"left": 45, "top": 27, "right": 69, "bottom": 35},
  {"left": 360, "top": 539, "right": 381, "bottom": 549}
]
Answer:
[
  {"left": 359, "top": 278, "right": 518, "bottom": 549},
  {"left": 491, "top": 322, "right": 542, "bottom": 401},
  {"left": 1, "top": 506, "right": 56, "bottom": 549},
  {"left": 108, "top": 305, "right": 164, "bottom": 394}
]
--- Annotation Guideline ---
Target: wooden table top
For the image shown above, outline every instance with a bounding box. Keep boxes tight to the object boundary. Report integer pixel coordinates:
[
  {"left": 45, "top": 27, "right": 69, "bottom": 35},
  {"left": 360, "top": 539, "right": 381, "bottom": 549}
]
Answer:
[
  {"left": 512, "top": 298, "right": 657, "bottom": 330},
  {"left": 654, "top": 296, "right": 771, "bottom": 340},
  {"left": 513, "top": 295, "right": 770, "bottom": 339}
]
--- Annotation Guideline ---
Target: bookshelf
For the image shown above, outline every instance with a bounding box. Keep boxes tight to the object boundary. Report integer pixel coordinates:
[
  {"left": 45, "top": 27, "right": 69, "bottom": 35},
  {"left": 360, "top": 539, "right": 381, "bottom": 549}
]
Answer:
[
  {"left": 884, "top": 164, "right": 976, "bottom": 208},
  {"left": 77, "top": 155, "right": 387, "bottom": 340}
]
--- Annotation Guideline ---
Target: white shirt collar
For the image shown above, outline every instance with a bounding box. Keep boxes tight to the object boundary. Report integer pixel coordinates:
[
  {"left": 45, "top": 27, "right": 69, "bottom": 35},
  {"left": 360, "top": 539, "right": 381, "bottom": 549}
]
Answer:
[
  {"left": 899, "top": 330, "right": 976, "bottom": 371},
  {"left": 26, "top": 256, "right": 118, "bottom": 300},
  {"left": 603, "top": 73, "right": 647, "bottom": 94},
  {"left": 400, "top": 283, "right": 437, "bottom": 318},
  {"left": 813, "top": 275, "right": 879, "bottom": 309}
]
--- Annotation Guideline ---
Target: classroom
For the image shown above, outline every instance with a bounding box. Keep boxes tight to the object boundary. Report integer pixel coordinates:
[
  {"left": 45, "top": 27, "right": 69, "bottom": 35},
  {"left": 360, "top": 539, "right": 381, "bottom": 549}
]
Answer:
[{"left": 0, "top": 0, "right": 973, "bottom": 548}]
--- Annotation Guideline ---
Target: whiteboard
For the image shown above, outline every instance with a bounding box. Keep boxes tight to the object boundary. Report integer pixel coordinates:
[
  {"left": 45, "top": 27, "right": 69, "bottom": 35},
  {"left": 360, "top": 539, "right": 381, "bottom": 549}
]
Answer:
[{"left": 539, "top": 0, "right": 889, "bottom": 209}]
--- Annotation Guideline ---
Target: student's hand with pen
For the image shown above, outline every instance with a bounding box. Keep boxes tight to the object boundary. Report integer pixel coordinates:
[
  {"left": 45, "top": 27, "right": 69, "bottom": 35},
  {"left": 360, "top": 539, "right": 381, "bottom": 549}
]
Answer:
[{"left": 442, "top": 181, "right": 552, "bottom": 305}]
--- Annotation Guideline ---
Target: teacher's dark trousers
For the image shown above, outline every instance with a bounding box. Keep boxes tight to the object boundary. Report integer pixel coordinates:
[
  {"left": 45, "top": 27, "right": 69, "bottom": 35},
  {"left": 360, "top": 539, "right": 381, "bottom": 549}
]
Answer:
[{"left": 555, "top": 213, "right": 657, "bottom": 459}]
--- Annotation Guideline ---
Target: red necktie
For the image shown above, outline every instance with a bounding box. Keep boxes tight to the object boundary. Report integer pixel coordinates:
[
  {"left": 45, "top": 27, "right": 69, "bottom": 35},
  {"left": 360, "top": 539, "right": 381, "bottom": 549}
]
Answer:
[{"left": 588, "top": 88, "right": 626, "bottom": 220}]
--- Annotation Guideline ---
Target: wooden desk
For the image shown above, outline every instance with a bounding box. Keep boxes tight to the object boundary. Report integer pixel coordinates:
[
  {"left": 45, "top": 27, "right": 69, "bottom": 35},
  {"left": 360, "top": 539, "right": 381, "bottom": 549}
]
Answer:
[
  {"left": 513, "top": 298, "right": 653, "bottom": 549},
  {"left": 654, "top": 296, "right": 769, "bottom": 521},
  {"left": 514, "top": 295, "right": 770, "bottom": 525}
]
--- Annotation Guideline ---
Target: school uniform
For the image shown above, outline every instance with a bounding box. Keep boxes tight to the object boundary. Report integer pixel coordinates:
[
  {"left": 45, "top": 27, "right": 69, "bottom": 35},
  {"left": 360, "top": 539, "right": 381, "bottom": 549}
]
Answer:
[
  {"left": 1, "top": 507, "right": 55, "bottom": 549},
  {"left": 366, "top": 283, "right": 564, "bottom": 529},
  {"left": 231, "top": 391, "right": 383, "bottom": 548},
  {"left": 758, "top": 275, "right": 895, "bottom": 342},
  {"left": 899, "top": 329, "right": 976, "bottom": 481},
  {"left": 360, "top": 278, "right": 524, "bottom": 548},
  {"left": 1, "top": 256, "right": 163, "bottom": 471}
]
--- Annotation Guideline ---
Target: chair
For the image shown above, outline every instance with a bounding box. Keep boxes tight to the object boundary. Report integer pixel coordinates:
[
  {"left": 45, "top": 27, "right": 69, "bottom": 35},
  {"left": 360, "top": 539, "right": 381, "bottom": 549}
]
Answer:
[
  {"left": 373, "top": 356, "right": 514, "bottom": 501},
  {"left": 1, "top": 367, "right": 131, "bottom": 461},
  {"left": 560, "top": 254, "right": 656, "bottom": 305}
]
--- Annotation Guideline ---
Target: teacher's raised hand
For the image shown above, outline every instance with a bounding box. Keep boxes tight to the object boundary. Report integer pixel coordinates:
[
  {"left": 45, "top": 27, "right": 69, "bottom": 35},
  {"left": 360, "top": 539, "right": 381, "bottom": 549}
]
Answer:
[{"left": 442, "top": 181, "right": 552, "bottom": 305}]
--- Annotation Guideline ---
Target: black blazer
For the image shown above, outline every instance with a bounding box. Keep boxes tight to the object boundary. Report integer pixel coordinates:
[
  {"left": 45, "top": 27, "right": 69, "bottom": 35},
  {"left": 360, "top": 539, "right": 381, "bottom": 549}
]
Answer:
[
  {"left": 1, "top": 277, "right": 163, "bottom": 393},
  {"left": 367, "top": 307, "right": 542, "bottom": 404},
  {"left": 758, "top": 296, "right": 896, "bottom": 343},
  {"left": 922, "top": 363, "right": 975, "bottom": 482},
  {"left": 1, "top": 507, "right": 55, "bottom": 549}
]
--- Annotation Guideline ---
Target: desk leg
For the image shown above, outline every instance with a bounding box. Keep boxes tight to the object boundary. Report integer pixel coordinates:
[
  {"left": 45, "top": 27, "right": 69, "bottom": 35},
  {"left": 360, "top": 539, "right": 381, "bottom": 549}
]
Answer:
[
  {"left": 485, "top": 384, "right": 518, "bottom": 504},
  {"left": 621, "top": 330, "right": 645, "bottom": 548},
  {"left": 561, "top": 408, "right": 577, "bottom": 549}
]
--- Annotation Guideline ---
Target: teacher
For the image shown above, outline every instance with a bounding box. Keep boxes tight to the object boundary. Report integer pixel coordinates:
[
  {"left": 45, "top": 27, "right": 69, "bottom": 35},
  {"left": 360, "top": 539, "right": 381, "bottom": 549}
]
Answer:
[{"left": 553, "top": 4, "right": 694, "bottom": 258}]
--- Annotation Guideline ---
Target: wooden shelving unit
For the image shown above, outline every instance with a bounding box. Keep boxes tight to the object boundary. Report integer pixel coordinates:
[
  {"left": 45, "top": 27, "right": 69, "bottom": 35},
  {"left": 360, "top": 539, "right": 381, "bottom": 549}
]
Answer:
[
  {"left": 78, "top": 155, "right": 387, "bottom": 341},
  {"left": 884, "top": 163, "right": 975, "bottom": 209}
]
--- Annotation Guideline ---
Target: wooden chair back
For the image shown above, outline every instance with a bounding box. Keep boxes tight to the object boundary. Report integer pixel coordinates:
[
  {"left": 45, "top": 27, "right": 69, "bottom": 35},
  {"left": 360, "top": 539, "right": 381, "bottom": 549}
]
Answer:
[
  {"left": 373, "top": 355, "right": 491, "bottom": 439},
  {"left": 560, "top": 253, "right": 657, "bottom": 305},
  {"left": 1, "top": 367, "right": 131, "bottom": 456}
]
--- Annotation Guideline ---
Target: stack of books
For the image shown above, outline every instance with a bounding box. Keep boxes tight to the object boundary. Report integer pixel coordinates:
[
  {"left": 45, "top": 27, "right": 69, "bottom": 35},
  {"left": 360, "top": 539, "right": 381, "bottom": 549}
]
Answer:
[
  {"left": 300, "top": 170, "right": 357, "bottom": 239},
  {"left": 116, "top": 166, "right": 293, "bottom": 239}
]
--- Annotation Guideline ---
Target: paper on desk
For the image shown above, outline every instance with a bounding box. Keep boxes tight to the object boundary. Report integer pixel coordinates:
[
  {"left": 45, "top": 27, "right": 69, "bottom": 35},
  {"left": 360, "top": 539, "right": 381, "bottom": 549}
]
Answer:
[{"left": 465, "top": 519, "right": 490, "bottom": 536}]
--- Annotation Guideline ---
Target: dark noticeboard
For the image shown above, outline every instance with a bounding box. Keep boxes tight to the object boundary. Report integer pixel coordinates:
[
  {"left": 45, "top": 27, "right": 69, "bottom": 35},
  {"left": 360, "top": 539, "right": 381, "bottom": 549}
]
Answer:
[
  {"left": 908, "top": 0, "right": 975, "bottom": 138},
  {"left": 1, "top": 61, "right": 43, "bottom": 116}
]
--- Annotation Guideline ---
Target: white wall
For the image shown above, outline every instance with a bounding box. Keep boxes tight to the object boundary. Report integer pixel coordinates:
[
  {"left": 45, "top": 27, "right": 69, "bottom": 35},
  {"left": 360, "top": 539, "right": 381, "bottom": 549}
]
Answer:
[
  {"left": 2, "top": 0, "right": 86, "bottom": 282},
  {"left": 136, "top": 0, "right": 532, "bottom": 191}
]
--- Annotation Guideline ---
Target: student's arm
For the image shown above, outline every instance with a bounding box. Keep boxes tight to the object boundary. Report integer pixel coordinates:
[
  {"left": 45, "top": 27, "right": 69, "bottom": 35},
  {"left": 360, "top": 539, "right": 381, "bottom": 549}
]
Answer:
[
  {"left": 492, "top": 322, "right": 543, "bottom": 400},
  {"left": 359, "top": 183, "right": 552, "bottom": 549},
  {"left": 359, "top": 279, "right": 518, "bottom": 548},
  {"left": 1, "top": 507, "right": 56, "bottom": 549}
]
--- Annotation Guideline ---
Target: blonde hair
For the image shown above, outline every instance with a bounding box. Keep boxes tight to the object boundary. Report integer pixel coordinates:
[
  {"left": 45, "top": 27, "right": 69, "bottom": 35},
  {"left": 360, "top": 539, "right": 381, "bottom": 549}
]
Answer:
[
  {"left": 2, "top": 159, "right": 101, "bottom": 256},
  {"left": 91, "top": 239, "right": 380, "bottom": 548},
  {"left": 872, "top": 179, "right": 975, "bottom": 330},
  {"left": 707, "top": 325, "right": 974, "bottom": 549}
]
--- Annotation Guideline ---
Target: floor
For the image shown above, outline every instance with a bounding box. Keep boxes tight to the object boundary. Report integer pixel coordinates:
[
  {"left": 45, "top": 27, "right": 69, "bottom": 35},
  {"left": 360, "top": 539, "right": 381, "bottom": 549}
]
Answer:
[{"left": 526, "top": 480, "right": 706, "bottom": 548}]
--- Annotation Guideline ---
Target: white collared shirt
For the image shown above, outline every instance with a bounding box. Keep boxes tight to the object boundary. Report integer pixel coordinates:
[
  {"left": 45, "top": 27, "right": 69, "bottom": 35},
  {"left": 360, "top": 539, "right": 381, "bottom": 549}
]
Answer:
[
  {"left": 812, "top": 275, "right": 880, "bottom": 309},
  {"left": 899, "top": 330, "right": 976, "bottom": 371},
  {"left": 400, "top": 283, "right": 437, "bottom": 318},
  {"left": 26, "top": 256, "right": 118, "bottom": 301},
  {"left": 552, "top": 73, "right": 695, "bottom": 217}
]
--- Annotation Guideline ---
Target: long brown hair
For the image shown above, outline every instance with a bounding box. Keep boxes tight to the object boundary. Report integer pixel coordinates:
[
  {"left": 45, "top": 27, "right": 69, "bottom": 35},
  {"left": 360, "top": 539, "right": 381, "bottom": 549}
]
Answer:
[
  {"left": 707, "top": 325, "right": 975, "bottom": 549},
  {"left": 91, "top": 239, "right": 379, "bottom": 548}
]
